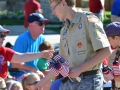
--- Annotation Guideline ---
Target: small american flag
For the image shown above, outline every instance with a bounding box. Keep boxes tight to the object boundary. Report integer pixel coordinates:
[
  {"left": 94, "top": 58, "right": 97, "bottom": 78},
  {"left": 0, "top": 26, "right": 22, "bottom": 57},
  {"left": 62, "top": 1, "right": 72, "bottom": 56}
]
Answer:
[
  {"left": 53, "top": 54, "right": 69, "bottom": 66},
  {"left": 48, "top": 55, "right": 69, "bottom": 77},
  {"left": 103, "top": 70, "right": 114, "bottom": 80},
  {"left": 48, "top": 55, "right": 81, "bottom": 82},
  {"left": 112, "top": 65, "right": 120, "bottom": 75},
  {"left": 53, "top": 54, "right": 69, "bottom": 77}
]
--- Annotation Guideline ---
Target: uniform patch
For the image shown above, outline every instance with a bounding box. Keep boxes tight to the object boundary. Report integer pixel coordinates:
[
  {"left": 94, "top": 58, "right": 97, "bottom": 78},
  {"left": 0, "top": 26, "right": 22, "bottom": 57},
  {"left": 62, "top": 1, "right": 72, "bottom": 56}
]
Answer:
[
  {"left": 77, "top": 42, "right": 82, "bottom": 48},
  {"left": 78, "top": 51, "right": 85, "bottom": 55},
  {"left": 78, "top": 24, "right": 82, "bottom": 29},
  {"left": 88, "top": 15, "right": 100, "bottom": 23}
]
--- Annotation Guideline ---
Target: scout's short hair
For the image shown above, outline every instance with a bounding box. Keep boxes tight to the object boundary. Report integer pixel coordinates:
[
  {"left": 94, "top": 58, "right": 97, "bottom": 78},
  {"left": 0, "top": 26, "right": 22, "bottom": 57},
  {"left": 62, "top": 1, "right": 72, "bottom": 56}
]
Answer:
[
  {"left": 105, "top": 22, "right": 120, "bottom": 37},
  {"left": 39, "top": 41, "right": 54, "bottom": 51},
  {"left": 48, "top": 0, "right": 75, "bottom": 7}
]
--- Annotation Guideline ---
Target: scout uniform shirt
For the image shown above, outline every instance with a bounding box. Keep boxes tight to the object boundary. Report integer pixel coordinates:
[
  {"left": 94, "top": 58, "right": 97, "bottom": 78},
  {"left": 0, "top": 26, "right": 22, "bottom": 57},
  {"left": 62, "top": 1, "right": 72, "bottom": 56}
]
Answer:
[
  {"left": 59, "top": 11, "right": 110, "bottom": 71},
  {"left": 108, "top": 48, "right": 120, "bottom": 88}
]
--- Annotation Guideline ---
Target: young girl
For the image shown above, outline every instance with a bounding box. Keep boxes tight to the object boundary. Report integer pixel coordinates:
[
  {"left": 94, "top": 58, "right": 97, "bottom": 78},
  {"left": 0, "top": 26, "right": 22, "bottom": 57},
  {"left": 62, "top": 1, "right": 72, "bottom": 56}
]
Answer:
[
  {"left": 6, "top": 80, "right": 23, "bottom": 90},
  {"left": 21, "top": 73, "right": 41, "bottom": 90}
]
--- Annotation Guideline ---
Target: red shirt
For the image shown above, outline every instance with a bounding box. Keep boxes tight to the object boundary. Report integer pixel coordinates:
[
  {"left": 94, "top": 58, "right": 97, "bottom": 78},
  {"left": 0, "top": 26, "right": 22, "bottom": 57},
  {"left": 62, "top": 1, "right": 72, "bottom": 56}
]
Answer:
[
  {"left": 0, "top": 46, "right": 14, "bottom": 78},
  {"left": 24, "top": 0, "right": 41, "bottom": 28},
  {"left": 89, "top": 0, "right": 103, "bottom": 13}
]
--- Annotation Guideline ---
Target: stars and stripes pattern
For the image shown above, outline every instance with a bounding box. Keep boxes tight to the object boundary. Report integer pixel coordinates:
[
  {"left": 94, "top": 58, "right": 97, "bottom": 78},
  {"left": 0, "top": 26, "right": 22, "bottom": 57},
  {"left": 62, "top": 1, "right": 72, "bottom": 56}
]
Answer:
[
  {"left": 103, "top": 69, "right": 114, "bottom": 80},
  {"left": 112, "top": 64, "right": 120, "bottom": 76},
  {"left": 48, "top": 55, "right": 69, "bottom": 77}
]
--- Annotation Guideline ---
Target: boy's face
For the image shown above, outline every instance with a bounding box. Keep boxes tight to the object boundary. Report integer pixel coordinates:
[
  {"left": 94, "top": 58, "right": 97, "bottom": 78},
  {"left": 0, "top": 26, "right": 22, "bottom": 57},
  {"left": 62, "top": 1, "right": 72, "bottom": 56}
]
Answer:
[
  {"left": 108, "top": 36, "right": 120, "bottom": 48},
  {"left": 50, "top": 1, "right": 67, "bottom": 21}
]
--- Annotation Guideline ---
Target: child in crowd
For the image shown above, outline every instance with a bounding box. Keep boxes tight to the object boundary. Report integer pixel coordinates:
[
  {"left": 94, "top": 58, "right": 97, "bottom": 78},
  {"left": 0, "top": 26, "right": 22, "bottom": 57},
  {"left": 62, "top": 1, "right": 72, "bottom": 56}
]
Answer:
[
  {"left": 37, "top": 41, "right": 54, "bottom": 75},
  {"left": 0, "top": 77, "right": 6, "bottom": 90},
  {"left": 21, "top": 73, "right": 41, "bottom": 90},
  {"left": 37, "top": 41, "right": 54, "bottom": 90},
  {"left": 104, "top": 22, "right": 120, "bottom": 89},
  {"left": 6, "top": 79, "right": 23, "bottom": 90}
]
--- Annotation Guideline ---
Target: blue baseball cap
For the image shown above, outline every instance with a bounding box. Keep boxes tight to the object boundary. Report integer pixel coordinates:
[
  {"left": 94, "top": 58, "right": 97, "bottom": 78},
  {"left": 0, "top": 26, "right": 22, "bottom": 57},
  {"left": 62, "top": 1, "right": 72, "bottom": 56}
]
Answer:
[
  {"left": 27, "top": 13, "right": 50, "bottom": 23},
  {"left": 105, "top": 22, "right": 120, "bottom": 37}
]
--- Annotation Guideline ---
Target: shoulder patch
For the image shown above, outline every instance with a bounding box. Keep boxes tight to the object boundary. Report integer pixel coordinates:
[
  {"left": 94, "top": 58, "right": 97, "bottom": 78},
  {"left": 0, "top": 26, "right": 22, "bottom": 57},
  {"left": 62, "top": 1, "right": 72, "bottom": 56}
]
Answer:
[{"left": 87, "top": 15, "right": 100, "bottom": 23}]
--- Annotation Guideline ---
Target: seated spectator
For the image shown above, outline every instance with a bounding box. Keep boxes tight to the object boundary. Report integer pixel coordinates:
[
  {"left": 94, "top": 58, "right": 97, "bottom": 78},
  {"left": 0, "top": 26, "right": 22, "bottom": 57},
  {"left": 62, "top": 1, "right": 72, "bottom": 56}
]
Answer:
[
  {"left": 37, "top": 41, "right": 54, "bottom": 75},
  {"left": 0, "top": 77, "right": 6, "bottom": 90},
  {"left": 21, "top": 73, "right": 41, "bottom": 90},
  {"left": 0, "top": 25, "right": 53, "bottom": 79},
  {"left": 6, "top": 80, "right": 23, "bottom": 90},
  {"left": 9, "top": 13, "right": 50, "bottom": 79},
  {"left": 37, "top": 41, "right": 54, "bottom": 90}
]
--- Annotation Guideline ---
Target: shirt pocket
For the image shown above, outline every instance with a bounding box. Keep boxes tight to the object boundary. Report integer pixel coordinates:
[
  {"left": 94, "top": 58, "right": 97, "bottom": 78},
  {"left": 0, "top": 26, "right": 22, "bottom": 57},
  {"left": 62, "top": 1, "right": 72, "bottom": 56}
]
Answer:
[{"left": 73, "top": 33, "right": 87, "bottom": 52}]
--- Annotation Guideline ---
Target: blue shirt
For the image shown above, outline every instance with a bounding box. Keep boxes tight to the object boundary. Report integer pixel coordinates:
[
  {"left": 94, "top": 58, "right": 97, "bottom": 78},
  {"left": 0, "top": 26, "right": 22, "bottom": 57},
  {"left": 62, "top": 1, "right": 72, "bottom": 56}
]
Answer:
[
  {"left": 9, "top": 30, "right": 45, "bottom": 77},
  {"left": 50, "top": 78, "right": 62, "bottom": 90},
  {"left": 111, "top": 0, "right": 120, "bottom": 16}
]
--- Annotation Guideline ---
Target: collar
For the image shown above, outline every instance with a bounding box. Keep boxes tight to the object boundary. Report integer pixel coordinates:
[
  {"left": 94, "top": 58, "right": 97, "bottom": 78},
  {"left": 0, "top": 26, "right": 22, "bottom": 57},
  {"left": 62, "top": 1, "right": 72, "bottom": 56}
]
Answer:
[{"left": 72, "top": 12, "right": 82, "bottom": 23}]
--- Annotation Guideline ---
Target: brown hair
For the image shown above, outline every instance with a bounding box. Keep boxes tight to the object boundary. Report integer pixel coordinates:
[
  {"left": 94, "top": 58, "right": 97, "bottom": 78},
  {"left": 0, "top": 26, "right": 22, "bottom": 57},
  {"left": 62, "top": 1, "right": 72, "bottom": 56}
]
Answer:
[
  {"left": 110, "top": 36, "right": 120, "bottom": 39},
  {"left": 48, "top": 0, "right": 75, "bottom": 7},
  {"left": 39, "top": 41, "right": 54, "bottom": 51}
]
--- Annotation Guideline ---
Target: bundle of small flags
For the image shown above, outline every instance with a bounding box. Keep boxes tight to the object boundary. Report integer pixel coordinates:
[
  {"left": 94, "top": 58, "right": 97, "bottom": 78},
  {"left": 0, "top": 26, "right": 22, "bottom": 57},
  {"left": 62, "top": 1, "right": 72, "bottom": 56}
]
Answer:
[
  {"left": 48, "top": 54, "right": 81, "bottom": 82},
  {"left": 48, "top": 54, "right": 69, "bottom": 77}
]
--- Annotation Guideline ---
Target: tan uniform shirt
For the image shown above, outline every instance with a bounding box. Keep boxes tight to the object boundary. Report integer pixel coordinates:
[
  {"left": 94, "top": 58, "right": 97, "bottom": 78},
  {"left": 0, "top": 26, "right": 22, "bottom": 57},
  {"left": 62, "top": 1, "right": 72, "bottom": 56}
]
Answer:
[
  {"left": 108, "top": 48, "right": 120, "bottom": 87},
  {"left": 59, "top": 11, "right": 110, "bottom": 71}
]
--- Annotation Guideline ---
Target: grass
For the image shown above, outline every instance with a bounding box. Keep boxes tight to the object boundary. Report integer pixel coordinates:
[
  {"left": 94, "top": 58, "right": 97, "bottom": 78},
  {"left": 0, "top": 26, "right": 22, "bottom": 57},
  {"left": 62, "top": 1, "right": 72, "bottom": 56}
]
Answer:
[
  {"left": 103, "top": 11, "right": 111, "bottom": 28},
  {"left": 0, "top": 18, "right": 62, "bottom": 25},
  {"left": 0, "top": 19, "right": 23, "bottom": 25},
  {"left": 0, "top": 11, "right": 111, "bottom": 32}
]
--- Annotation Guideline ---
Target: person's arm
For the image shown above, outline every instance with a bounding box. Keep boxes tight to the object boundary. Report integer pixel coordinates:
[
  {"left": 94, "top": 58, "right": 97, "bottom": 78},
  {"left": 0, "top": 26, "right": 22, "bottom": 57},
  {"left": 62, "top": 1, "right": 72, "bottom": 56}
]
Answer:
[
  {"left": 36, "top": 9, "right": 42, "bottom": 14},
  {"left": 11, "top": 50, "right": 54, "bottom": 63},
  {"left": 69, "top": 47, "right": 112, "bottom": 78},
  {"left": 35, "top": 2, "right": 42, "bottom": 13},
  {"left": 12, "top": 63, "right": 37, "bottom": 72},
  {"left": 78, "top": 47, "right": 111, "bottom": 73},
  {"left": 35, "top": 72, "right": 55, "bottom": 89},
  {"left": 111, "top": 15, "right": 120, "bottom": 22}
]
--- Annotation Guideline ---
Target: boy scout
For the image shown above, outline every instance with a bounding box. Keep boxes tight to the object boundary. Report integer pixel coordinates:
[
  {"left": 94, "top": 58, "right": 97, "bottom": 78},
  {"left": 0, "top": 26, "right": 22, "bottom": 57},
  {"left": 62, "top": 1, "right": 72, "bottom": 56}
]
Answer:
[
  {"left": 105, "top": 22, "right": 120, "bottom": 90},
  {"left": 35, "top": 0, "right": 111, "bottom": 90}
]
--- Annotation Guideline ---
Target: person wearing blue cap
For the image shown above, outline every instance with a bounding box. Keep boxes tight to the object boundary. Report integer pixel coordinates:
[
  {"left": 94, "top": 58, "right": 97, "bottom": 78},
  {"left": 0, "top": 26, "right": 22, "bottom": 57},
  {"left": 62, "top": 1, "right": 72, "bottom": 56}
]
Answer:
[
  {"left": 105, "top": 22, "right": 120, "bottom": 89},
  {"left": 0, "top": 25, "right": 53, "bottom": 79},
  {"left": 9, "top": 13, "right": 50, "bottom": 80}
]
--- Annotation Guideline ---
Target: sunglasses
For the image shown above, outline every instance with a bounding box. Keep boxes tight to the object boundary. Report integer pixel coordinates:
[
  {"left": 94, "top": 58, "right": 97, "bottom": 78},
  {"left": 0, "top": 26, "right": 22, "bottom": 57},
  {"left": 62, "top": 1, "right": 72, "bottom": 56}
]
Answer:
[
  {"left": 28, "top": 81, "right": 39, "bottom": 85},
  {"left": 38, "top": 22, "right": 46, "bottom": 26},
  {"left": 0, "top": 34, "right": 6, "bottom": 38}
]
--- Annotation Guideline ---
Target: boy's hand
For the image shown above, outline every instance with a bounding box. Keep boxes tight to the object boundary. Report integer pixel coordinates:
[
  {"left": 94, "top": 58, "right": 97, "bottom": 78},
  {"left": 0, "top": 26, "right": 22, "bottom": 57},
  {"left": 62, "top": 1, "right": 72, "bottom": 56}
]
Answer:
[
  {"left": 69, "top": 66, "right": 81, "bottom": 78},
  {"left": 40, "top": 50, "right": 54, "bottom": 59}
]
